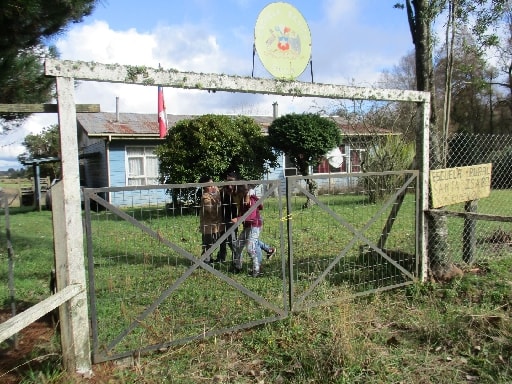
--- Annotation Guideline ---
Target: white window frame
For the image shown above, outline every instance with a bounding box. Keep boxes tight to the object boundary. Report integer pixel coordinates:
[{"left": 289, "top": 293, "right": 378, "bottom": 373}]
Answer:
[
  {"left": 283, "top": 154, "right": 298, "bottom": 176},
  {"left": 312, "top": 145, "right": 367, "bottom": 174},
  {"left": 125, "top": 146, "right": 159, "bottom": 186},
  {"left": 348, "top": 148, "right": 365, "bottom": 173}
]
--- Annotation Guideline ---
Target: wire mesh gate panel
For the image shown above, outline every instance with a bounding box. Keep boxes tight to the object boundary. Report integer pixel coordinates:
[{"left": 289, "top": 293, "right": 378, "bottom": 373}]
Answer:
[
  {"left": 286, "top": 171, "right": 419, "bottom": 312},
  {"left": 83, "top": 180, "right": 286, "bottom": 363},
  {"left": 429, "top": 133, "right": 512, "bottom": 265}
]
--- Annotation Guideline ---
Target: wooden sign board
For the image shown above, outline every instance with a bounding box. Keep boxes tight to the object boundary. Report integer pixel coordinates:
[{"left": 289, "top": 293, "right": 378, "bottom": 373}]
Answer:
[{"left": 429, "top": 163, "right": 492, "bottom": 208}]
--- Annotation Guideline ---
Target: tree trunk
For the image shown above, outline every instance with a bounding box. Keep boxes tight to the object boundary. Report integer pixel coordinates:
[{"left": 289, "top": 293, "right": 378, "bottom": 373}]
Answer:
[
  {"left": 299, "top": 162, "right": 317, "bottom": 209},
  {"left": 407, "top": 0, "right": 460, "bottom": 280},
  {"left": 302, "top": 178, "right": 318, "bottom": 209}
]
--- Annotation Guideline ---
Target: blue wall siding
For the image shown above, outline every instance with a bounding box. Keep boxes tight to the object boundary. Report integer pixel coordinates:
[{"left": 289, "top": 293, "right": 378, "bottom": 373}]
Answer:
[
  {"left": 99, "top": 144, "right": 357, "bottom": 206},
  {"left": 108, "top": 141, "right": 168, "bottom": 207},
  {"left": 108, "top": 144, "right": 126, "bottom": 188},
  {"left": 263, "top": 153, "right": 286, "bottom": 196}
]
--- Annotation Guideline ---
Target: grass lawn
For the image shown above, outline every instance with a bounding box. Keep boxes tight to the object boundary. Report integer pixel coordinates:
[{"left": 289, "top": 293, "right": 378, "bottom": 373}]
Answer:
[{"left": 1, "top": 188, "right": 512, "bottom": 383}]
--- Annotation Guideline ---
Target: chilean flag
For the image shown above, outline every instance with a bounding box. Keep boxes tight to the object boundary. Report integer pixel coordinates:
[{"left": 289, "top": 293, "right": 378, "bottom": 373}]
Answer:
[{"left": 158, "top": 86, "right": 168, "bottom": 138}]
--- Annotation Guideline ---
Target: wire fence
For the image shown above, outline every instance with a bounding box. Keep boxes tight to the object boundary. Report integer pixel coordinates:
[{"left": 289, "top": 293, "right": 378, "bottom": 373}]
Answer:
[
  {"left": 430, "top": 133, "right": 512, "bottom": 266},
  {"left": 84, "top": 181, "right": 289, "bottom": 362},
  {"left": 0, "top": 192, "right": 17, "bottom": 348},
  {"left": 82, "top": 172, "right": 419, "bottom": 361}
]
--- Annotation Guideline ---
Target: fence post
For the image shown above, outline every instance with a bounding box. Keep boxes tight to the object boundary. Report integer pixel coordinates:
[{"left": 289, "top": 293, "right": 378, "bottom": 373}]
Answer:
[
  {"left": 417, "top": 99, "right": 430, "bottom": 282},
  {"left": 2, "top": 192, "right": 18, "bottom": 348},
  {"left": 52, "top": 76, "right": 92, "bottom": 376},
  {"left": 463, "top": 200, "right": 477, "bottom": 263}
]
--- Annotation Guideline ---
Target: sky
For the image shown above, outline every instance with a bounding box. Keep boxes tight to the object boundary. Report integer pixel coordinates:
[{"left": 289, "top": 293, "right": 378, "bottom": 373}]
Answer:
[{"left": 0, "top": 0, "right": 415, "bottom": 171}]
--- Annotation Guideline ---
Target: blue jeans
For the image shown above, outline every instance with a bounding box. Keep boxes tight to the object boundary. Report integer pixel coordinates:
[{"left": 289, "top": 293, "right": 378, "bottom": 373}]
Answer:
[
  {"left": 258, "top": 239, "right": 271, "bottom": 253},
  {"left": 234, "top": 226, "right": 262, "bottom": 272}
]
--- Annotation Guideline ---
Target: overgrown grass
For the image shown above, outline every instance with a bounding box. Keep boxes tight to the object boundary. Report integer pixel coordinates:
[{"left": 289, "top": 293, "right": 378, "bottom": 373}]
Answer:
[
  {"left": 115, "top": 255, "right": 512, "bottom": 383},
  {"left": 81, "top": 190, "right": 419, "bottom": 358},
  {"left": 0, "top": 207, "right": 56, "bottom": 307},
  {"left": 126, "top": 255, "right": 511, "bottom": 384},
  {"left": 2, "top": 190, "right": 512, "bottom": 383}
]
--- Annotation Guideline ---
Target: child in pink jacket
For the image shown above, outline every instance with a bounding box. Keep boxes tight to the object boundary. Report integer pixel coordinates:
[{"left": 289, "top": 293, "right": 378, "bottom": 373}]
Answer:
[{"left": 231, "top": 184, "right": 264, "bottom": 277}]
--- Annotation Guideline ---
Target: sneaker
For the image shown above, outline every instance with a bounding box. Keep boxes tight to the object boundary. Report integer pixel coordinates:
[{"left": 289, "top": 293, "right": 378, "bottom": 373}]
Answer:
[
  {"left": 249, "top": 266, "right": 263, "bottom": 277},
  {"left": 252, "top": 269, "right": 263, "bottom": 278},
  {"left": 266, "top": 247, "right": 276, "bottom": 260}
]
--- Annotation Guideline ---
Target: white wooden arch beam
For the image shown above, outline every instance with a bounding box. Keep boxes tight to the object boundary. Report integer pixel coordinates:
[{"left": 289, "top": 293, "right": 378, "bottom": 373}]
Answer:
[{"left": 45, "top": 58, "right": 429, "bottom": 103}]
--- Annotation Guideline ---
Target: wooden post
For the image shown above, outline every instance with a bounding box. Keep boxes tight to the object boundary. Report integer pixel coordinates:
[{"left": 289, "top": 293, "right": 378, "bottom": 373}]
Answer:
[
  {"left": 52, "top": 76, "right": 92, "bottom": 376},
  {"left": 34, "top": 163, "right": 41, "bottom": 211},
  {"left": 418, "top": 100, "right": 430, "bottom": 282},
  {"left": 463, "top": 200, "right": 477, "bottom": 263}
]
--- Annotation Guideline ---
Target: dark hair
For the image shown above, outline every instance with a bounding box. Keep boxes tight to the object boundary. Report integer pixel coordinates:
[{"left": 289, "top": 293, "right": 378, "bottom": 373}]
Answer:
[
  {"left": 198, "top": 175, "right": 212, "bottom": 183},
  {"left": 224, "top": 170, "right": 239, "bottom": 180},
  {"left": 238, "top": 184, "right": 249, "bottom": 194}
]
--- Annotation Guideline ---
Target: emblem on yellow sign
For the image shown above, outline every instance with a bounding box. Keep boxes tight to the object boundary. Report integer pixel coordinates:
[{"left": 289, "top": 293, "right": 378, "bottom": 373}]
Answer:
[{"left": 254, "top": 2, "right": 312, "bottom": 80}]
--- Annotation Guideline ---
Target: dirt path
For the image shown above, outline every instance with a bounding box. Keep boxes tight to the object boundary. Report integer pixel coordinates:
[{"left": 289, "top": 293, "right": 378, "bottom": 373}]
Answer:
[{"left": 0, "top": 309, "right": 57, "bottom": 383}]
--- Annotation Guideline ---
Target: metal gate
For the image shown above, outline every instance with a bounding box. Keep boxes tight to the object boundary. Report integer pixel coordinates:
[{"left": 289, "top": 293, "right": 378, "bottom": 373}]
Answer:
[
  {"left": 83, "top": 180, "right": 288, "bottom": 363},
  {"left": 285, "top": 171, "right": 419, "bottom": 311},
  {"left": 83, "top": 173, "right": 420, "bottom": 362}
]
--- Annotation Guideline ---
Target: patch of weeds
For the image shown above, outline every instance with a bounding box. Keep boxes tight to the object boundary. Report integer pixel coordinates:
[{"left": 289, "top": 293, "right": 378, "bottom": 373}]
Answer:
[{"left": 18, "top": 354, "right": 63, "bottom": 384}]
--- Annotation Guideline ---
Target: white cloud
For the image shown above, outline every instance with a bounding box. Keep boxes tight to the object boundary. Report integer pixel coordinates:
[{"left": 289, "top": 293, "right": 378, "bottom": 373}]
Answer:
[
  {"left": 0, "top": 2, "right": 413, "bottom": 170},
  {"left": 54, "top": 20, "right": 321, "bottom": 117},
  {"left": 57, "top": 21, "right": 157, "bottom": 64},
  {"left": 0, "top": 114, "right": 58, "bottom": 170},
  {"left": 321, "top": 0, "right": 358, "bottom": 25}
]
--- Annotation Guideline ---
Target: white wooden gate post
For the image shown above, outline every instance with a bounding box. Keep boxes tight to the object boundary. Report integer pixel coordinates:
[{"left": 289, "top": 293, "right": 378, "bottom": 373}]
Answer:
[
  {"left": 419, "top": 100, "right": 430, "bottom": 282},
  {"left": 52, "top": 76, "right": 92, "bottom": 375}
]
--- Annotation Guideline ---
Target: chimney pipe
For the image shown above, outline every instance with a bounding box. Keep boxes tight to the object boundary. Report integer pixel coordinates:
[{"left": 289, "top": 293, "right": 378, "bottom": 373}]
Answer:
[
  {"left": 115, "top": 97, "right": 120, "bottom": 122},
  {"left": 272, "top": 102, "right": 278, "bottom": 119}
]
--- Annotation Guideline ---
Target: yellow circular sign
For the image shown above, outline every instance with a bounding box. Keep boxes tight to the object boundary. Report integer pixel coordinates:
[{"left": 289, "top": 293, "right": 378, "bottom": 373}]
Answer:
[{"left": 254, "top": 2, "right": 312, "bottom": 80}]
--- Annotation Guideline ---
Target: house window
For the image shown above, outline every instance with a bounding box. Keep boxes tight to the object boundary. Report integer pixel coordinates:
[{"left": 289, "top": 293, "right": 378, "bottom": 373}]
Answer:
[
  {"left": 126, "top": 146, "right": 159, "bottom": 186},
  {"left": 284, "top": 155, "right": 298, "bottom": 176},
  {"left": 349, "top": 149, "right": 364, "bottom": 173},
  {"left": 313, "top": 145, "right": 365, "bottom": 174}
]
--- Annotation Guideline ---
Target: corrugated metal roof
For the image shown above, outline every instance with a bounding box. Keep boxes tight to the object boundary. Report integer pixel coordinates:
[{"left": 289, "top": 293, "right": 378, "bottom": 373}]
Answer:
[
  {"left": 76, "top": 113, "right": 393, "bottom": 137},
  {"left": 77, "top": 112, "right": 164, "bottom": 136}
]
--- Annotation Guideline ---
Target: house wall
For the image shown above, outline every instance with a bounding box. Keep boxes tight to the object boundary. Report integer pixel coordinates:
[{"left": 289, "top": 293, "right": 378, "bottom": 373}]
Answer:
[
  {"left": 108, "top": 144, "right": 126, "bottom": 188},
  {"left": 80, "top": 139, "right": 363, "bottom": 205},
  {"left": 108, "top": 141, "right": 168, "bottom": 207},
  {"left": 260, "top": 148, "right": 360, "bottom": 198},
  {"left": 80, "top": 140, "right": 108, "bottom": 188},
  {"left": 263, "top": 152, "right": 286, "bottom": 196}
]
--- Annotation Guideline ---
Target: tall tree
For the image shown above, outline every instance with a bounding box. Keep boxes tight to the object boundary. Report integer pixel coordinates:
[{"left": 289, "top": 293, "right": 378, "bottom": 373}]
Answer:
[
  {"left": 0, "top": 0, "right": 99, "bottom": 129},
  {"left": 399, "top": 0, "right": 456, "bottom": 280},
  {"left": 18, "top": 124, "right": 61, "bottom": 178},
  {"left": 268, "top": 113, "right": 342, "bottom": 208},
  {"left": 489, "top": 3, "right": 512, "bottom": 122},
  {"left": 437, "top": 29, "right": 493, "bottom": 134},
  {"left": 397, "top": 0, "right": 507, "bottom": 280}
]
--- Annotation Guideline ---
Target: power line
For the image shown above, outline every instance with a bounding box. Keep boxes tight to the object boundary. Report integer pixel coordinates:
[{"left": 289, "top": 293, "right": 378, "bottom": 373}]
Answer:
[{"left": 0, "top": 139, "right": 23, "bottom": 148}]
